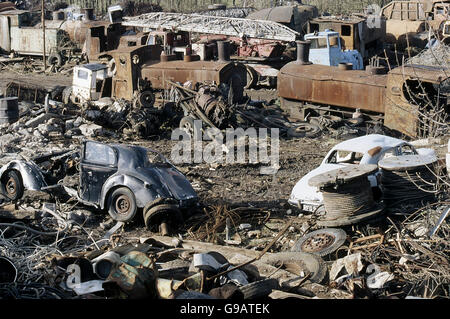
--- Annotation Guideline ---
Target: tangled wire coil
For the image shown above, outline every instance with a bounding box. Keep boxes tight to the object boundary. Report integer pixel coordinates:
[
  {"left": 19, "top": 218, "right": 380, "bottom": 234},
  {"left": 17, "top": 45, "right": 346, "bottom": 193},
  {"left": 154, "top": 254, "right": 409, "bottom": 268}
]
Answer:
[{"left": 381, "top": 166, "right": 437, "bottom": 212}]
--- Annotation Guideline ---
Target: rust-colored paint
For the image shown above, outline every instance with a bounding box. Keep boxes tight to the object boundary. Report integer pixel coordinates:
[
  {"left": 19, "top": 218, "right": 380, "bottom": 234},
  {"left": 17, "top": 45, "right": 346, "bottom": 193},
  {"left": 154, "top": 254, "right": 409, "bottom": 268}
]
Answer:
[
  {"left": 141, "top": 60, "right": 240, "bottom": 89},
  {"left": 278, "top": 63, "right": 387, "bottom": 113},
  {"left": 384, "top": 65, "right": 449, "bottom": 137}
]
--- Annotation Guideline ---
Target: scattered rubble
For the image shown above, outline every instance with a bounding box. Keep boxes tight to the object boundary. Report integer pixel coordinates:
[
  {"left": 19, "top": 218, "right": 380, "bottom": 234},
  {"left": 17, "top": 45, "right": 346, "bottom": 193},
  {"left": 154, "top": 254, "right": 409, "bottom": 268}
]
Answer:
[{"left": 0, "top": 0, "right": 448, "bottom": 302}]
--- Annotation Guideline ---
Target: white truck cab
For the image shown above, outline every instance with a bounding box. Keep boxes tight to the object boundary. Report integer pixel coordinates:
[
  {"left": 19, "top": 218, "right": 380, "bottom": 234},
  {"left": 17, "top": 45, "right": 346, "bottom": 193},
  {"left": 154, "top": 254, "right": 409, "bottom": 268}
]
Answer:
[
  {"left": 72, "top": 63, "right": 109, "bottom": 104},
  {"left": 304, "top": 29, "right": 364, "bottom": 70}
]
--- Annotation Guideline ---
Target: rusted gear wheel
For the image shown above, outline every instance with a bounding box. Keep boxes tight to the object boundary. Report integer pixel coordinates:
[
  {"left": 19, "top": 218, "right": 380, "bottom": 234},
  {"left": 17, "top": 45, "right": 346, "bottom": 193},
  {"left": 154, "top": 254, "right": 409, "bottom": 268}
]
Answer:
[
  {"left": 1, "top": 170, "right": 23, "bottom": 201},
  {"left": 107, "top": 187, "right": 137, "bottom": 222},
  {"left": 143, "top": 203, "right": 183, "bottom": 233},
  {"left": 291, "top": 228, "right": 347, "bottom": 257}
]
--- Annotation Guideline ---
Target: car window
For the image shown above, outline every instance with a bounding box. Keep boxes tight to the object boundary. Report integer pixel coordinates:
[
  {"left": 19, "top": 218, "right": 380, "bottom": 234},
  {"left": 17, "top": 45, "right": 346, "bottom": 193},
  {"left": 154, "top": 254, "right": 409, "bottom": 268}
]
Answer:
[
  {"left": 77, "top": 69, "right": 89, "bottom": 80},
  {"left": 398, "top": 144, "right": 416, "bottom": 155},
  {"left": 84, "top": 142, "right": 117, "bottom": 166},
  {"left": 326, "top": 150, "right": 364, "bottom": 164},
  {"left": 145, "top": 150, "right": 169, "bottom": 167},
  {"left": 380, "top": 148, "right": 396, "bottom": 161}
]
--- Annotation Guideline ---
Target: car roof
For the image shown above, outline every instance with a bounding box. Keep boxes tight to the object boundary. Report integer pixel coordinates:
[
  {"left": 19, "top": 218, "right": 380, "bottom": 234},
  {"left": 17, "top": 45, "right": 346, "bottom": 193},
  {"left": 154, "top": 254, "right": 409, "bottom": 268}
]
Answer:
[
  {"left": 331, "top": 134, "right": 407, "bottom": 154},
  {"left": 79, "top": 63, "right": 108, "bottom": 71}
]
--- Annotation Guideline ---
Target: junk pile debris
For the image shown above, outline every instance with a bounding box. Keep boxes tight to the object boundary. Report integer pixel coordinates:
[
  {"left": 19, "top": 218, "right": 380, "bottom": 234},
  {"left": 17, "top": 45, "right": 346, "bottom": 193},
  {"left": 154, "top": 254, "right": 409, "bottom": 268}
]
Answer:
[{"left": 0, "top": 0, "right": 449, "bottom": 301}]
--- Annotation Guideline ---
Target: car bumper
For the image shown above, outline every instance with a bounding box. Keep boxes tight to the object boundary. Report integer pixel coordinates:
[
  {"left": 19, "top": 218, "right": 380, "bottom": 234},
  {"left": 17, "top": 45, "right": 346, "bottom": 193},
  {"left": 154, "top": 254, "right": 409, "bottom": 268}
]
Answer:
[{"left": 288, "top": 198, "right": 322, "bottom": 213}]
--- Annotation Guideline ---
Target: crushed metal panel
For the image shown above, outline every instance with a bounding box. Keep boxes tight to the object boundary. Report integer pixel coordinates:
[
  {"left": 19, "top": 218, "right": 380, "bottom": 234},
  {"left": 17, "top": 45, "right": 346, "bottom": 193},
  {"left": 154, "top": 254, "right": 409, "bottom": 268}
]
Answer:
[{"left": 384, "top": 65, "right": 450, "bottom": 137}]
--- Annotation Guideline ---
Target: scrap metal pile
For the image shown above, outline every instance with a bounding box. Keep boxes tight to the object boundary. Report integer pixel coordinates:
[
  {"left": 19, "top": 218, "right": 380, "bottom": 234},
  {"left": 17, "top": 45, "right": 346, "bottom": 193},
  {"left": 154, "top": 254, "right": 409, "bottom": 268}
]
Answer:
[{"left": 0, "top": 0, "right": 449, "bottom": 302}]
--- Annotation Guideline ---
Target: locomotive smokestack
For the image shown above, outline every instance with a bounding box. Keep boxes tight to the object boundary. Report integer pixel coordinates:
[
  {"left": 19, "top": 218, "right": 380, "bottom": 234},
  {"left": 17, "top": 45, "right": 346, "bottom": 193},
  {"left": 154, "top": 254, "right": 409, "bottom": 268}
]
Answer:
[
  {"left": 296, "top": 40, "right": 312, "bottom": 65},
  {"left": 217, "top": 41, "right": 230, "bottom": 62},
  {"left": 52, "top": 11, "right": 65, "bottom": 21},
  {"left": 83, "top": 8, "right": 94, "bottom": 21}
]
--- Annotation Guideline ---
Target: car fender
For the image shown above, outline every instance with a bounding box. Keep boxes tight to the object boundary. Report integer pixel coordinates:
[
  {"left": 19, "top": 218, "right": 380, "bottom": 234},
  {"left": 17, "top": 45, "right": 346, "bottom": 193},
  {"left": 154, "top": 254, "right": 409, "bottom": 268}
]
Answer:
[
  {"left": 0, "top": 160, "right": 47, "bottom": 191},
  {"left": 100, "top": 173, "right": 159, "bottom": 209}
]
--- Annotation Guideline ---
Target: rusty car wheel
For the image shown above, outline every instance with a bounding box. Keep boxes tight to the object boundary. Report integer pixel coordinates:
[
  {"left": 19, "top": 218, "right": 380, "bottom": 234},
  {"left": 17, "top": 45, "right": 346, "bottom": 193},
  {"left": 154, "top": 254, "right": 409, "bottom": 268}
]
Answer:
[
  {"left": 107, "top": 187, "right": 137, "bottom": 222},
  {"left": 291, "top": 228, "right": 347, "bottom": 257},
  {"left": 1, "top": 170, "right": 24, "bottom": 201},
  {"left": 287, "top": 122, "right": 321, "bottom": 138},
  {"left": 47, "top": 52, "right": 63, "bottom": 67}
]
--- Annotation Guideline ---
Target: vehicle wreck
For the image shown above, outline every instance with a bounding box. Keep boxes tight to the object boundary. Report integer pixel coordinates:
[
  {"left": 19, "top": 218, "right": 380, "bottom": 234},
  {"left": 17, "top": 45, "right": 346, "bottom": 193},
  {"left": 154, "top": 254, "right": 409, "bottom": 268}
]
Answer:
[
  {"left": 0, "top": 140, "right": 198, "bottom": 232},
  {"left": 288, "top": 134, "right": 436, "bottom": 213}
]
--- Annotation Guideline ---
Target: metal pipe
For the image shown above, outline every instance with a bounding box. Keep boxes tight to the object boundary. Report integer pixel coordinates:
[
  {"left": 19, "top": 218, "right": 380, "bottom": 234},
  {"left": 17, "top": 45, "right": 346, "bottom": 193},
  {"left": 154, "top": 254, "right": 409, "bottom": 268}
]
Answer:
[
  {"left": 41, "top": 0, "right": 46, "bottom": 70},
  {"left": 83, "top": 8, "right": 94, "bottom": 21},
  {"left": 295, "top": 40, "right": 311, "bottom": 65},
  {"left": 217, "top": 41, "right": 230, "bottom": 62}
]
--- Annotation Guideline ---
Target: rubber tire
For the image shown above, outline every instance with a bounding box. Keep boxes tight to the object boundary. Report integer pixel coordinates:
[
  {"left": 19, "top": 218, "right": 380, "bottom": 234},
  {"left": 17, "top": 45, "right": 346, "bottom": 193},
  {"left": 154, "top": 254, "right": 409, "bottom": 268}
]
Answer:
[
  {"left": 107, "top": 187, "right": 137, "bottom": 222},
  {"left": 1, "top": 170, "right": 24, "bottom": 201},
  {"left": 144, "top": 203, "right": 183, "bottom": 232},
  {"left": 47, "top": 52, "right": 63, "bottom": 67},
  {"left": 239, "top": 278, "right": 279, "bottom": 299},
  {"left": 291, "top": 228, "right": 347, "bottom": 257},
  {"left": 287, "top": 122, "right": 321, "bottom": 138},
  {"left": 260, "top": 252, "right": 327, "bottom": 284},
  {"left": 138, "top": 90, "right": 155, "bottom": 108}
]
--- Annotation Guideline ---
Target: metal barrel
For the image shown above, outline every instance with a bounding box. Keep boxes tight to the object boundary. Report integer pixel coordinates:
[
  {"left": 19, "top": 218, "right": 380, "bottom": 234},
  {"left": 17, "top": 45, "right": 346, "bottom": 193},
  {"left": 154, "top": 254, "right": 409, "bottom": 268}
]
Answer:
[
  {"left": 0, "top": 97, "right": 19, "bottom": 125},
  {"left": 296, "top": 40, "right": 311, "bottom": 64},
  {"left": 52, "top": 11, "right": 65, "bottom": 21},
  {"left": 217, "top": 41, "right": 230, "bottom": 62}
]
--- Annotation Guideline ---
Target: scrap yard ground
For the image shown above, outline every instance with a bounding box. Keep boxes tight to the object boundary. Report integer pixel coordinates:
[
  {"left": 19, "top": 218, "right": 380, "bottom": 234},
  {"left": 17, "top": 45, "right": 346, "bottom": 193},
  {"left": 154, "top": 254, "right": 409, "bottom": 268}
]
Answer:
[{"left": 0, "top": 0, "right": 448, "bottom": 302}]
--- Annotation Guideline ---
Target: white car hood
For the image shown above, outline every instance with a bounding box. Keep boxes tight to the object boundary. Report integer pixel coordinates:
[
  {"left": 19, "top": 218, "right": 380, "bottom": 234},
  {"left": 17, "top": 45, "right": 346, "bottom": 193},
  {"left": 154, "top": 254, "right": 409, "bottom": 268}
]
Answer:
[{"left": 290, "top": 163, "right": 346, "bottom": 204}]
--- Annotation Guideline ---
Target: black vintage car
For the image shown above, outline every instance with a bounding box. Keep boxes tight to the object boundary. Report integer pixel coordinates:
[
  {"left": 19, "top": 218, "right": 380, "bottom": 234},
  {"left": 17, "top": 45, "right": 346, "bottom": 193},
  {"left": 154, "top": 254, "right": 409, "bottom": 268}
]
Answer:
[{"left": 0, "top": 140, "right": 198, "bottom": 232}]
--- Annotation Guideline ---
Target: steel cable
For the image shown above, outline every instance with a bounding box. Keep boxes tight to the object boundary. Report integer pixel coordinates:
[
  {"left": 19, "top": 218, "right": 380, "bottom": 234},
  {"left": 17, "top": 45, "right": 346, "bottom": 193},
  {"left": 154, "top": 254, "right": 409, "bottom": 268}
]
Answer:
[{"left": 321, "top": 177, "right": 375, "bottom": 220}]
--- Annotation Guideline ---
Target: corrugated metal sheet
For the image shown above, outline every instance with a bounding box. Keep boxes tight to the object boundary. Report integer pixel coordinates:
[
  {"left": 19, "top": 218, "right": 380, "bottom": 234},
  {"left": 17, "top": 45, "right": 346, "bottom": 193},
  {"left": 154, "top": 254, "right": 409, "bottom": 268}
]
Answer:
[{"left": 10, "top": 26, "right": 60, "bottom": 55}]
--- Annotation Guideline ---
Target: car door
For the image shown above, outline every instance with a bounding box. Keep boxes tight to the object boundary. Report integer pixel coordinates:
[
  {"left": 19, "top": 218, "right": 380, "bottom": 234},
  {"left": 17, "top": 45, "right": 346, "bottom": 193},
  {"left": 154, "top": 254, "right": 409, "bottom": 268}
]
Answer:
[{"left": 79, "top": 141, "right": 118, "bottom": 204}]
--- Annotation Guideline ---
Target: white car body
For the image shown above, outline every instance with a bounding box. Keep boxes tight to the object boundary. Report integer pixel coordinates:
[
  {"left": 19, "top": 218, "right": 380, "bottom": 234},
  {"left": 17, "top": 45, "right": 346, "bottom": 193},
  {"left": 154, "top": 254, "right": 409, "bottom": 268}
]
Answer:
[{"left": 289, "top": 134, "right": 437, "bottom": 212}]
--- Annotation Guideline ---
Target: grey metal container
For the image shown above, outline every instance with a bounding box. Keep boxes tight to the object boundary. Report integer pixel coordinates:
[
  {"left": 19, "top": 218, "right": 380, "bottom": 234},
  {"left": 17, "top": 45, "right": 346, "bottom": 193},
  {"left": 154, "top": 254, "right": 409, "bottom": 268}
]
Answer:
[{"left": 0, "top": 97, "right": 19, "bottom": 124}]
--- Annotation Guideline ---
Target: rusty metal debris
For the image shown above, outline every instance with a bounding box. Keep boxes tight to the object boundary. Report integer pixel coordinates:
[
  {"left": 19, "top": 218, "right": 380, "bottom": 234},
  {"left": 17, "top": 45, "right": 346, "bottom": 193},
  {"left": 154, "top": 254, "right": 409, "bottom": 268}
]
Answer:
[{"left": 0, "top": 1, "right": 448, "bottom": 302}]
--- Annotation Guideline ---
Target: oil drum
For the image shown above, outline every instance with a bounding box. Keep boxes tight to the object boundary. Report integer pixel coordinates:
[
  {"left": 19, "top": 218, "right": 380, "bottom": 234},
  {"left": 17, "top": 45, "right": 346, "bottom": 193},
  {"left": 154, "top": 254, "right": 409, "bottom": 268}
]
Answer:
[{"left": 0, "top": 97, "right": 19, "bottom": 125}]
